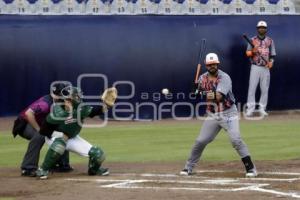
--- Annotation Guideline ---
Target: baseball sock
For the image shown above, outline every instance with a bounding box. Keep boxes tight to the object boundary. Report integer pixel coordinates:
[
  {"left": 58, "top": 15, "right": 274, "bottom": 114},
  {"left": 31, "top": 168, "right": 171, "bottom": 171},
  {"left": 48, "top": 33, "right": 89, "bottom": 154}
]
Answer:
[{"left": 242, "top": 155, "right": 255, "bottom": 171}]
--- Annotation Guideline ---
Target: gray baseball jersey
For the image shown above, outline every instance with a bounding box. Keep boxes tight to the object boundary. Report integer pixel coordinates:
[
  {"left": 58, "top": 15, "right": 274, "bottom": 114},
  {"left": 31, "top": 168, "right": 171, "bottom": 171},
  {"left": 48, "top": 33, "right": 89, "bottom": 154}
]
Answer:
[
  {"left": 246, "top": 36, "right": 276, "bottom": 66},
  {"left": 198, "top": 69, "right": 236, "bottom": 114}
]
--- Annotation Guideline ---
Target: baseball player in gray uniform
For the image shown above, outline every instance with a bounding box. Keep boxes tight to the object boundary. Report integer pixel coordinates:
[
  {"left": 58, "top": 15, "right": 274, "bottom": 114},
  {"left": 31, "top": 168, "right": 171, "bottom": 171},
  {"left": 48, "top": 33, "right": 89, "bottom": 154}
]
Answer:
[
  {"left": 245, "top": 20, "right": 276, "bottom": 117},
  {"left": 180, "top": 53, "right": 257, "bottom": 177}
]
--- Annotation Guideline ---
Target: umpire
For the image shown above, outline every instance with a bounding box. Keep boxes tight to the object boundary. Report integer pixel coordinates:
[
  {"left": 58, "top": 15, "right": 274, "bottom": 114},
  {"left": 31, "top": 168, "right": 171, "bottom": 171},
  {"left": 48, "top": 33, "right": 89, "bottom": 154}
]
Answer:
[{"left": 12, "top": 82, "right": 73, "bottom": 177}]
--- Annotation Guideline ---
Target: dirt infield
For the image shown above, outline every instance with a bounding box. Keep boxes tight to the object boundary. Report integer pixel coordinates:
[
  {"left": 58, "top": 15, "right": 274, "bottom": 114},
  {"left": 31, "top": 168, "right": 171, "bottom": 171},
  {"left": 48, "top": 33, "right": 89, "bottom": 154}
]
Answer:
[{"left": 1, "top": 160, "right": 300, "bottom": 200}]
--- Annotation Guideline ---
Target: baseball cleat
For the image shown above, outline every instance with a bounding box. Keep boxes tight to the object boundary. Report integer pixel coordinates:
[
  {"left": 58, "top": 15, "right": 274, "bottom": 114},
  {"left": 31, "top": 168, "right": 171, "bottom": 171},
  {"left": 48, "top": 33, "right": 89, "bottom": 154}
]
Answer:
[
  {"left": 245, "top": 168, "right": 258, "bottom": 178},
  {"left": 245, "top": 110, "right": 254, "bottom": 117},
  {"left": 259, "top": 109, "right": 269, "bottom": 116},
  {"left": 36, "top": 168, "right": 49, "bottom": 180},
  {"left": 98, "top": 168, "right": 110, "bottom": 176},
  {"left": 180, "top": 169, "right": 192, "bottom": 176},
  {"left": 21, "top": 169, "right": 37, "bottom": 177},
  {"left": 90, "top": 167, "right": 110, "bottom": 176}
]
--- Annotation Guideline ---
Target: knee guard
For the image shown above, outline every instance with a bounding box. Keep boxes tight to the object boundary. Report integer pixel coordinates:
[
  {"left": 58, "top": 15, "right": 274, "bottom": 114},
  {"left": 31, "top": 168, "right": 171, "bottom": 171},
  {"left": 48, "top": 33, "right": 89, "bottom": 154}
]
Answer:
[
  {"left": 50, "top": 138, "right": 66, "bottom": 155},
  {"left": 42, "top": 138, "right": 66, "bottom": 170},
  {"left": 88, "top": 146, "right": 105, "bottom": 175}
]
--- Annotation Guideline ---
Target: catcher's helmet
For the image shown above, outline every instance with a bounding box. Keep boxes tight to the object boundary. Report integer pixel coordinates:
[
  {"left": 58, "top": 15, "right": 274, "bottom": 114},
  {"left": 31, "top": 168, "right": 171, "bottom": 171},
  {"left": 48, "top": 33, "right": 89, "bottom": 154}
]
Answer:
[
  {"left": 51, "top": 83, "right": 67, "bottom": 96},
  {"left": 61, "top": 86, "right": 83, "bottom": 106}
]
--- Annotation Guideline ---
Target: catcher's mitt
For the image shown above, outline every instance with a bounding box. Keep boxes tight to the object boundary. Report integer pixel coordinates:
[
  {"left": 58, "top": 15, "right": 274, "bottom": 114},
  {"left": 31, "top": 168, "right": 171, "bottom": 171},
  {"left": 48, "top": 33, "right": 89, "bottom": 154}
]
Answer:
[{"left": 101, "top": 87, "right": 118, "bottom": 107}]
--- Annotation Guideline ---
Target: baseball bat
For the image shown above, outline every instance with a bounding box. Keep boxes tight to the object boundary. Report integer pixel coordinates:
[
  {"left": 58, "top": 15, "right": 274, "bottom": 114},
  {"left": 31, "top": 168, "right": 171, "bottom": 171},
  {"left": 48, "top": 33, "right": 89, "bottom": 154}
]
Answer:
[
  {"left": 242, "top": 34, "right": 254, "bottom": 48},
  {"left": 194, "top": 38, "right": 206, "bottom": 84},
  {"left": 192, "top": 39, "right": 206, "bottom": 96},
  {"left": 242, "top": 34, "right": 268, "bottom": 64}
]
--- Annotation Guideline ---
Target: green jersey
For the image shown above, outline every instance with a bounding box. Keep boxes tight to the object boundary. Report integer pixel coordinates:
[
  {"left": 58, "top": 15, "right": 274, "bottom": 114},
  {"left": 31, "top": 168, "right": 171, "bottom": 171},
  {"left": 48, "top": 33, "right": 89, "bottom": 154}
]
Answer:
[{"left": 46, "top": 105, "right": 93, "bottom": 138}]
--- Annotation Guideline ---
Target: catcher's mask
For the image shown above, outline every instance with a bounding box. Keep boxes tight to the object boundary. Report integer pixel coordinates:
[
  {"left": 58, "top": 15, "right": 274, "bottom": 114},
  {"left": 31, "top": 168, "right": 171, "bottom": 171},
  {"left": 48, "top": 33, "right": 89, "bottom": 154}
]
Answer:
[
  {"left": 51, "top": 83, "right": 67, "bottom": 96},
  {"left": 61, "top": 86, "right": 83, "bottom": 107}
]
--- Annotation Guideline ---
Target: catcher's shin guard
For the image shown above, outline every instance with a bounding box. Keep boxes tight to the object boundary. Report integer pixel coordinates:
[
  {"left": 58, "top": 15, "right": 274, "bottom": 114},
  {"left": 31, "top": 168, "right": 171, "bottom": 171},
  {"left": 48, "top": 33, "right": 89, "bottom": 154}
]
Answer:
[
  {"left": 41, "top": 138, "right": 66, "bottom": 171},
  {"left": 88, "top": 146, "right": 106, "bottom": 175}
]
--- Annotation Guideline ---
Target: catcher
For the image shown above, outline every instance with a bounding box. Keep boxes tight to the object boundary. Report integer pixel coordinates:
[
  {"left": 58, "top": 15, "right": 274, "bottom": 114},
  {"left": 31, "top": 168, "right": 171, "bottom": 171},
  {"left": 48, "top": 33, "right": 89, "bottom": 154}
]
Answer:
[{"left": 36, "top": 86, "right": 117, "bottom": 179}]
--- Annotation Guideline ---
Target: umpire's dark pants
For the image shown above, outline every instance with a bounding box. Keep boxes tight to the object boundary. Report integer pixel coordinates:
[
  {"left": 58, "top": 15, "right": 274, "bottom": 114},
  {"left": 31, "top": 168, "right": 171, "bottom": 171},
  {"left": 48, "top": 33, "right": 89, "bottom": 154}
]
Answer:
[{"left": 20, "top": 124, "right": 70, "bottom": 170}]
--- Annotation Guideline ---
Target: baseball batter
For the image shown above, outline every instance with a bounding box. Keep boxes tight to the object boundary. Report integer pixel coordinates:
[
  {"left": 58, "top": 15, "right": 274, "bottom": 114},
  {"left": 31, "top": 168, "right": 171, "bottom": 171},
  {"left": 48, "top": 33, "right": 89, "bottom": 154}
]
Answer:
[
  {"left": 245, "top": 20, "right": 276, "bottom": 116},
  {"left": 180, "top": 53, "right": 257, "bottom": 177},
  {"left": 36, "top": 86, "right": 117, "bottom": 179}
]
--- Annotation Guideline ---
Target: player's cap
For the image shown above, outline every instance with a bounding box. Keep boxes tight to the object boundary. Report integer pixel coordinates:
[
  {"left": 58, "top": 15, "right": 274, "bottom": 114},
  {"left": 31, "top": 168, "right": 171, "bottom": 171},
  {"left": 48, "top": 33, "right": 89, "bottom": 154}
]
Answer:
[
  {"left": 205, "top": 53, "right": 220, "bottom": 65},
  {"left": 257, "top": 20, "right": 267, "bottom": 28}
]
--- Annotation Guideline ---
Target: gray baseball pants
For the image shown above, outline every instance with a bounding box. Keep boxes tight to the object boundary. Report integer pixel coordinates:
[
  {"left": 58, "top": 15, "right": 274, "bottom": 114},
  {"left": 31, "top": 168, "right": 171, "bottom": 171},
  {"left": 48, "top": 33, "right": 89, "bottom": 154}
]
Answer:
[
  {"left": 184, "top": 108, "right": 250, "bottom": 171},
  {"left": 247, "top": 64, "right": 270, "bottom": 112}
]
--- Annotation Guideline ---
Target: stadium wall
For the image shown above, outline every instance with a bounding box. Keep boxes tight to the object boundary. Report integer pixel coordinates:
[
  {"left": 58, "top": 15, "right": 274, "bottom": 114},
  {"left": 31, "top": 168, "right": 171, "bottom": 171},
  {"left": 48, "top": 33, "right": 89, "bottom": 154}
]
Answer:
[{"left": 0, "top": 15, "right": 299, "bottom": 117}]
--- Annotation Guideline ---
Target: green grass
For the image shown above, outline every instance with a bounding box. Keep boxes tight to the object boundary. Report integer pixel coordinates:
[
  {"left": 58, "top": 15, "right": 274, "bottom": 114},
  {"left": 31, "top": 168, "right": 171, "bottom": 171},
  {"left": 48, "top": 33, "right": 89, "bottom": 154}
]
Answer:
[
  {"left": 0, "top": 198, "right": 15, "bottom": 200},
  {"left": 0, "top": 120, "right": 299, "bottom": 167}
]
